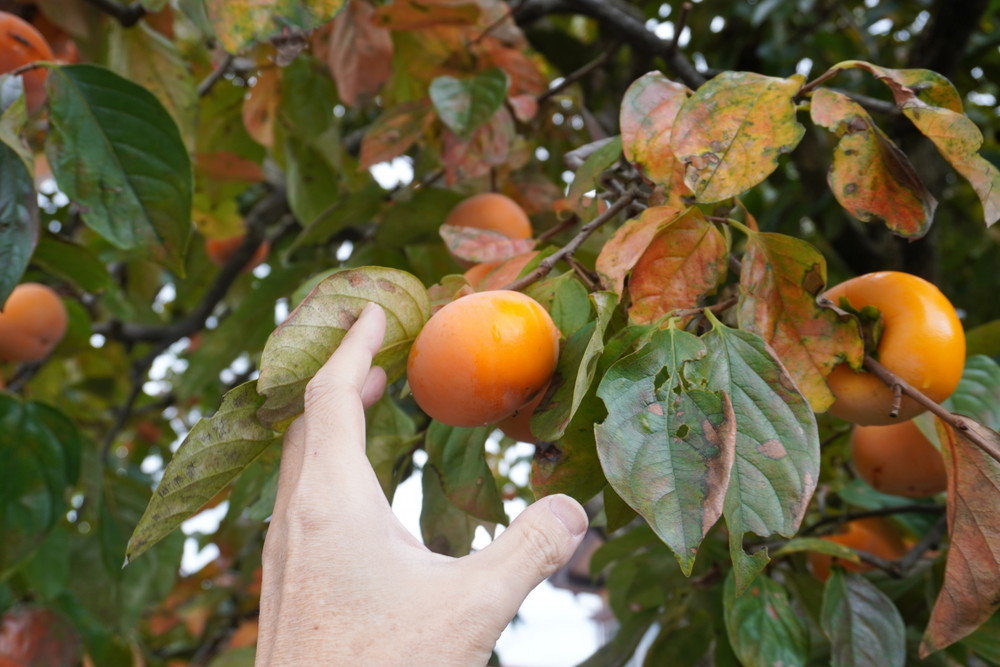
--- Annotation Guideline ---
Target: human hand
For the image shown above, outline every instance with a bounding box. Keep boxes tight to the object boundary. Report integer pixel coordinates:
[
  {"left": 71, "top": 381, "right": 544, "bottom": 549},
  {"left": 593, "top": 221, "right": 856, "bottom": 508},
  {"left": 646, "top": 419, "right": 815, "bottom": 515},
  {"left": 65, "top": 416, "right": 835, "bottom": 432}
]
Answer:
[{"left": 256, "top": 302, "right": 588, "bottom": 666}]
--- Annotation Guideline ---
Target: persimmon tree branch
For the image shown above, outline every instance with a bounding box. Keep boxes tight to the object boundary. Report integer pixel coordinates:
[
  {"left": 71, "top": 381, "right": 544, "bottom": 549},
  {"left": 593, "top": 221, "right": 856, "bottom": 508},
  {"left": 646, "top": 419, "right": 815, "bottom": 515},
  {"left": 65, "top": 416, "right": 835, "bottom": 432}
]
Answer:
[
  {"left": 537, "top": 41, "right": 619, "bottom": 104},
  {"left": 504, "top": 187, "right": 640, "bottom": 291},
  {"left": 197, "top": 53, "right": 235, "bottom": 97},
  {"left": 82, "top": 0, "right": 147, "bottom": 27}
]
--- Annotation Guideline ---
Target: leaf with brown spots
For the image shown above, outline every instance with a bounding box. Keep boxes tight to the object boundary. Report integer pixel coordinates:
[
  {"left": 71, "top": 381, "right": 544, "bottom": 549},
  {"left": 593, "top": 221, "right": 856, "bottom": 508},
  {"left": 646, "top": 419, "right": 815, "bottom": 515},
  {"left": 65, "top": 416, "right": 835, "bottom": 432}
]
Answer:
[
  {"left": 596, "top": 325, "right": 736, "bottom": 576},
  {"left": 697, "top": 314, "right": 820, "bottom": 592},
  {"left": 627, "top": 208, "right": 728, "bottom": 325},
  {"left": 736, "top": 231, "right": 863, "bottom": 412},
  {"left": 359, "top": 100, "right": 434, "bottom": 170},
  {"left": 256, "top": 267, "right": 430, "bottom": 428},
  {"left": 439, "top": 224, "right": 535, "bottom": 264},
  {"left": 620, "top": 72, "right": 692, "bottom": 205},
  {"left": 595, "top": 205, "right": 685, "bottom": 296},
  {"left": 205, "top": 0, "right": 347, "bottom": 54},
  {"left": 723, "top": 570, "right": 810, "bottom": 667},
  {"left": 810, "top": 88, "right": 937, "bottom": 238},
  {"left": 323, "top": 0, "right": 393, "bottom": 108},
  {"left": 831, "top": 60, "right": 964, "bottom": 112},
  {"left": 441, "top": 107, "right": 515, "bottom": 184},
  {"left": 671, "top": 71, "right": 805, "bottom": 202},
  {"left": 920, "top": 417, "right": 1000, "bottom": 656}
]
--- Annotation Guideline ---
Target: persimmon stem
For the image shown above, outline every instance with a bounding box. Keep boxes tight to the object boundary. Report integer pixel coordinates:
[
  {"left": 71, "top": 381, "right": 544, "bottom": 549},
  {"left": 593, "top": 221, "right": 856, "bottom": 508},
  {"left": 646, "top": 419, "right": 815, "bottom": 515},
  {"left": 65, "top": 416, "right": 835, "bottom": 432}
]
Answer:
[
  {"left": 863, "top": 355, "right": 1000, "bottom": 467},
  {"left": 798, "top": 67, "right": 841, "bottom": 97},
  {"left": 669, "top": 296, "right": 738, "bottom": 320},
  {"left": 5, "top": 62, "right": 44, "bottom": 79},
  {"left": 503, "top": 187, "right": 640, "bottom": 292}
]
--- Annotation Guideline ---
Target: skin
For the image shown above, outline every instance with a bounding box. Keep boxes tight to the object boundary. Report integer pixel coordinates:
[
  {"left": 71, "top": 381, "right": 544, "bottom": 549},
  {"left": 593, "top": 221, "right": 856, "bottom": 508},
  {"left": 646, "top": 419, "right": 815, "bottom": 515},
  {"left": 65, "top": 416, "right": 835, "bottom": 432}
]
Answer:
[{"left": 257, "top": 303, "right": 588, "bottom": 666}]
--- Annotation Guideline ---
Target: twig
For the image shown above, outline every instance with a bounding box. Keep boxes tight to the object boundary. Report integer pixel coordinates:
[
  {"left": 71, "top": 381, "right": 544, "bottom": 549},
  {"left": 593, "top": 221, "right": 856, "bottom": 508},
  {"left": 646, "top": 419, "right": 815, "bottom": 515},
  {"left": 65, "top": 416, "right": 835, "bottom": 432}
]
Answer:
[
  {"left": 197, "top": 53, "right": 235, "bottom": 97},
  {"left": 898, "top": 515, "right": 948, "bottom": 572},
  {"left": 565, "top": 255, "right": 599, "bottom": 291},
  {"left": 668, "top": 296, "right": 738, "bottom": 321},
  {"left": 537, "top": 42, "right": 619, "bottom": 104},
  {"left": 798, "top": 67, "right": 841, "bottom": 97},
  {"left": 471, "top": 0, "right": 526, "bottom": 45},
  {"left": 863, "top": 355, "right": 1000, "bottom": 467},
  {"left": 504, "top": 187, "right": 640, "bottom": 291},
  {"left": 82, "top": 0, "right": 147, "bottom": 27},
  {"left": 671, "top": 2, "right": 693, "bottom": 51},
  {"left": 801, "top": 503, "right": 944, "bottom": 536},
  {"left": 536, "top": 214, "right": 580, "bottom": 243}
]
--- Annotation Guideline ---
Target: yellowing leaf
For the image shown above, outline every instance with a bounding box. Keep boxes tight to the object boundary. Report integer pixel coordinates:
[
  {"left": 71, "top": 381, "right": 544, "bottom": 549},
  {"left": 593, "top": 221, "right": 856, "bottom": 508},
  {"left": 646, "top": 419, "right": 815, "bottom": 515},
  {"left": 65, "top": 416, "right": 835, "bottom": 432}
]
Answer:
[
  {"left": 810, "top": 88, "right": 936, "bottom": 238},
  {"left": 671, "top": 72, "right": 805, "bottom": 202},
  {"left": 596, "top": 205, "right": 684, "bottom": 296},
  {"left": 324, "top": 1, "right": 393, "bottom": 107},
  {"left": 206, "top": 0, "right": 348, "bottom": 53},
  {"left": 831, "top": 60, "right": 964, "bottom": 112},
  {"left": 242, "top": 68, "right": 281, "bottom": 148},
  {"left": 737, "top": 231, "right": 864, "bottom": 412},
  {"left": 627, "top": 209, "right": 728, "bottom": 325}
]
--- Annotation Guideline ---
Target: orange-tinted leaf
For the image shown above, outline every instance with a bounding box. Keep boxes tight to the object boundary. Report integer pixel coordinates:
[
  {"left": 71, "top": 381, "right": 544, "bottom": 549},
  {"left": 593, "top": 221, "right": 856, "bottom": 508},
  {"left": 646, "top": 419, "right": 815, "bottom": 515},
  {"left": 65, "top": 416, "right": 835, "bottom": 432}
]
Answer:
[
  {"left": 508, "top": 93, "right": 538, "bottom": 122},
  {"left": 206, "top": 0, "right": 347, "bottom": 53},
  {"left": 0, "top": 606, "right": 80, "bottom": 665},
  {"left": 902, "top": 104, "right": 1000, "bottom": 226},
  {"left": 736, "top": 232, "right": 864, "bottom": 412},
  {"left": 196, "top": 152, "right": 265, "bottom": 182},
  {"left": 832, "top": 60, "right": 964, "bottom": 112},
  {"left": 359, "top": 100, "right": 434, "bottom": 169},
  {"left": 921, "top": 417, "right": 1000, "bottom": 656},
  {"left": 671, "top": 72, "right": 805, "bottom": 202},
  {"left": 595, "top": 205, "right": 683, "bottom": 295},
  {"left": 439, "top": 224, "right": 534, "bottom": 264},
  {"left": 441, "top": 107, "right": 515, "bottom": 184},
  {"left": 242, "top": 68, "right": 281, "bottom": 148},
  {"left": 502, "top": 171, "right": 561, "bottom": 215},
  {"left": 325, "top": 1, "right": 393, "bottom": 107},
  {"left": 810, "top": 88, "right": 936, "bottom": 238},
  {"left": 483, "top": 39, "right": 547, "bottom": 97},
  {"left": 628, "top": 209, "right": 727, "bottom": 324},
  {"left": 374, "top": 0, "right": 480, "bottom": 30},
  {"left": 620, "top": 71, "right": 691, "bottom": 204}
]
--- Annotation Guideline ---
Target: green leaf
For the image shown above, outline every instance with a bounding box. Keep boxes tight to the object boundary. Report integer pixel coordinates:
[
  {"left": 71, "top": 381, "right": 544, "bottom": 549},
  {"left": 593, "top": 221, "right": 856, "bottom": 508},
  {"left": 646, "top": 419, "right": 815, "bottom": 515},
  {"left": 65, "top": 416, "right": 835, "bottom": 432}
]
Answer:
[
  {"left": 530, "top": 391, "right": 607, "bottom": 504},
  {"left": 965, "top": 320, "right": 1000, "bottom": 358},
  {"left": 0, "top": 140, "right": 37, "bottom": 307},
  {"left": 698, "top": 314, "right": 820, "bottom": 592},
  {"left": 577, "top": 608, "right": 658, "bottom": 667},
  {"left": 0, "top": 396, "right": 81, "bottom": 579},
  {"left": 672, "top": 71, "right": 805, "bottom": 202},
  {"left": 596, "top": 326, "right": 736, "bottom": 575},
  {"left": 256, "top": 266, "right": 430, "bottom": 428},
  {"left": 420, "top": 466, "right": 489, "bottom": 557},
  {"left": 30, "top": 235, "right": 111, "bottom": 293},
  {"left": 821, "top": 571, "right": 906, "bottom": 667},
  {"left": 126, "top": 382, "right": 280, "bottom": 563},
  {"left": 430, "top": 68, "right": 509, "bottom": 137},
  {"left": 566, "top": 136, "right": 622, "bottom": 212},
  {"left": 424, "top": 422, "right": 507, "bottom": 525},
  {"left": 642, "top": 611, "right": 714, "bottom": 667},
  {"left": 943, "top": 355, "right": 1000, "bottom": 432},
  {"left": 723, "top": 569, "right": 810, "bottom": 667},
  {"left": 44, "top": 65, "right": 193, "bottom": 274},
  {"left": 367, "top": 393, "right": 418, "bottom": 501},
  {"left": 773, "top": 536, "right": 861, "bottom": 564},
  {"left": 206, "top": 0, "right": 348, "bottom": 53}
]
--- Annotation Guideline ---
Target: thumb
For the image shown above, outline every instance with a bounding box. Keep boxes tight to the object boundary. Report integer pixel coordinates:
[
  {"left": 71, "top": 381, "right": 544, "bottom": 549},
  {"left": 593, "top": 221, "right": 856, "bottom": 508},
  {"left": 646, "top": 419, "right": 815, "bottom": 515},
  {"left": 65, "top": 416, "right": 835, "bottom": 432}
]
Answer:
[{"left": 466, "top": 494, "right": 587, "bottom": 615}]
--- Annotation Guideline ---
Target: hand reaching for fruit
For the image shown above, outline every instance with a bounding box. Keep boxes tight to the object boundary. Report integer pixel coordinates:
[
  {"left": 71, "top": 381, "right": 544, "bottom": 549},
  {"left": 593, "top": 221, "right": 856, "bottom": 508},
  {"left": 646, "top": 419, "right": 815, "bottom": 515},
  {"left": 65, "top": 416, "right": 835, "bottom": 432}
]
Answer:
[{"left": 256, "top": 302, "right": 587, "bottom": 666}]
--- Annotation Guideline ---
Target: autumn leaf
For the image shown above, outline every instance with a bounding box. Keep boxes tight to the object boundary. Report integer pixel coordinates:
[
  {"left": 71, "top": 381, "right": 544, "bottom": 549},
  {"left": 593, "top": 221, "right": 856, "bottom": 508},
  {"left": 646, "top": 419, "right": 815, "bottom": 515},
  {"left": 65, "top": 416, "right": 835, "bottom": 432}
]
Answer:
[
  {"left": 324, "top": 1, "right": 394, "bottom": 108},
  {"left": 438, "top": 223, "right": 535, "bottom": 264},
  {"left": 921, "top": 417, "right": 1000, "bottom": 656},
  {"left": 736, "top": 231, "right": 864, "bottom": 412},
  {"left": 595, "top": 205, "right": 684, "bottom": 296},
  {"left": 430, "top": 68, "right": 509, "bottom": 137},
  {"left": 620, "top": 71, "right": 691, "bottom": 204},
  {"left": 831, "top": 60, "right": 964, "bottom": 112},
  {"left": 359, "top": 100, "right": 434, "bottom": 170},
  {"left": 441, "top": 107, "right": 515, "bottom": 184},
  {"left": 374, "top": 0, "right": 480, "bottom": 30},
  {"left": 241, "top": 67, "right": 281, "bottom": 149},
  {"left": 671, "top": 71, "right": 805, "bottom": 202},
  {"left": 627, "top": 208, "right": 728, "bottom": 325},
  {"left": 206, "top": 0, "right": 348, "bottom": 54},
  {"left": 483, "top": 39, "right": 547, "bottom": 97},
  {"left": 810, "top": 88, "right": 937, "bottom": 238}
]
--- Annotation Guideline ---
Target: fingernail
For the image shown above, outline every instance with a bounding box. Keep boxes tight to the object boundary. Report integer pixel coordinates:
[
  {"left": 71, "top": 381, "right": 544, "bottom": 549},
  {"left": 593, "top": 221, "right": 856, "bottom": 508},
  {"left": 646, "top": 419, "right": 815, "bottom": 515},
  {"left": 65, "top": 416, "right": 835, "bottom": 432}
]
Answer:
[{"left": 548, "top": 495, "right": 587, "bottom": 537}]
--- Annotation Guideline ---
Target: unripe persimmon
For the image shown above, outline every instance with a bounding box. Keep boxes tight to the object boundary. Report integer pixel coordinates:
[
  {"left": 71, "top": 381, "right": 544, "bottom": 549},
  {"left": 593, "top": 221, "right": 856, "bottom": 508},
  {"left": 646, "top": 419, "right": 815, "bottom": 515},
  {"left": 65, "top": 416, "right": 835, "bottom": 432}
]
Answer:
[
  {"left": 807, "top": 517, "right": 908, "bottom": 582},
  {"left": 444, "top": 193, "right": 533, "bottom": 240},
  {"left": 407, "top": 290, "right": 559, "bottom": 427},
  {"left": 0, "top": 283, "right": 68, "bottom": 362},
  {"left": 823, "top": 271, "right": 964, "bottom": 425},
  {"left": 851, "top": 419, "right": 946, "bottom": 498},
  {"left": 205, "top": 236, "right": 270, "bottom": 272},
  {"left": 0, "top": 11, "right": 54, "bottom": 114}
]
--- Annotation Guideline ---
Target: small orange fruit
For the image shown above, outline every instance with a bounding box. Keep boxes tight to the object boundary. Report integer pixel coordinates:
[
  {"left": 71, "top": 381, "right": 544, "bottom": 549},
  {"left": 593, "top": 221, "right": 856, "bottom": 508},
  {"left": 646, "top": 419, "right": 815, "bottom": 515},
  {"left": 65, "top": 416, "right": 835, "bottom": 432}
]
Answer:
[
  {"left": 851, "top": 419, "right": 946, "bottom": 498},
  {"left": 823, "top": 271, "right": 964, "bottom": 425},
  {"left": 0, "top": 11, "right": 55, "bottom": 114},
  {"left": 0, "top": 283, "right": 68, "bottom": 362},
  {"left": 407, "top": 290, "right": 559, "bottom": 427},
  {"left": 444, "top": 193, "right": 533, "bottom": 240},
  {"left": 807, "top": 517, "right": 908, "bottom": 582},
  {"left": 205, "top": 236, "right": 270, "bottom": 272}
]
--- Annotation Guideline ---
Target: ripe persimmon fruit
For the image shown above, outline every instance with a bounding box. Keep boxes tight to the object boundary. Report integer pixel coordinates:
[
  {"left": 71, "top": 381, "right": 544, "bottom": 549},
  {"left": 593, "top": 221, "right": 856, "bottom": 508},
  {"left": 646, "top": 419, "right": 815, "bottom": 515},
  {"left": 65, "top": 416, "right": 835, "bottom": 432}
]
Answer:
[
  {"left": 407, "top": 290, "right": 559, "bottom": 427},
  {"left": 851, "top": 419, "right": 946, "bottom": 498},
  {"left": 205, "top": 236, "right": 270, "bottom": 272},
  {"left": 807, "top": 517, "right": 908, "bottom": 582},
  {"left": 463, "top": 251, "right": 539, "bottom": 291},
  {"left": 823, "top": 271, "right": 964, "bottom": 425},
  {"left": 0, "top": 11, "right": 55, "bottom": 114},
  {"left": 444, "top": 193, "right": 533, "bottom": 240},
  {"left": 0, "top": 283, "right": 68, "bottom": 362}
]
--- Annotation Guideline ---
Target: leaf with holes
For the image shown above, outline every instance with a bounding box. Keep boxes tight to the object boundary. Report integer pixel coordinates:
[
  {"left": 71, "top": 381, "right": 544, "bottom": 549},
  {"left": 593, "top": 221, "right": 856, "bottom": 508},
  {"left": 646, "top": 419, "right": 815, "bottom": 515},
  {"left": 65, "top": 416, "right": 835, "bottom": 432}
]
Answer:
[
  {"left": 737, "top": 231, "right": 864, "bottom": 412},
  {"left": 430, "top": 68, "right": 509, "bottom": 137},
  {"left": 671, "top": 71, "right": 805, "bottom": 202},
  {"left": 256, "top": 267, "right": 430, "bottom": 428},
  {"left": 822, "top": 571, "right": 906, "bottom": 667},
  {"left": 627, "top": 208, "right": 727, "bottom": 326},
  {"left": 811, "top": 88, "right": 937, "bottom": 238},
  {"left": 126, "top": 382, "right": 279, "bottom": 563},
  {"left": 595, "top": 205, "right": 684, "bottom": 296},
  {"left": 596, "top": 326, "right": 736, "bottom": 575},
  {"left": 44, "top": 65, "right": 192, "bottom": 274}
]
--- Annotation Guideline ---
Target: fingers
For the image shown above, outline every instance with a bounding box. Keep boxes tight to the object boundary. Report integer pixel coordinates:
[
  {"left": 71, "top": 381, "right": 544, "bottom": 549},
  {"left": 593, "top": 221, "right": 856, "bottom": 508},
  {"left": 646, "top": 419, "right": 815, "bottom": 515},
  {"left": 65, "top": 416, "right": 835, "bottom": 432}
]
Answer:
[
  {"left": 464, "top": 495, "right": 587, "bottom": 617},
  {"left": 306, "top": 302, "right": 387, "bottom": 411},
  {"left": 360, "top": 365, "right": 387, "bottom": 410}
]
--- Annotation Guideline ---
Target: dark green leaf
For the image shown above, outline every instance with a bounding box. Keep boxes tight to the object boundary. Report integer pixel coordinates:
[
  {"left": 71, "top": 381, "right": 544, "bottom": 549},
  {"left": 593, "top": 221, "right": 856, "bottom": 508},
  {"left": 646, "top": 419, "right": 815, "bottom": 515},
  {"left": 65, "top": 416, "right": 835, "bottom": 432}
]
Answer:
[
  {"left": 723, "top": 569, "right": 810, "bottom": 667},
  {"left": 577, "top": 608, "right": 658, "bottom": 667},
  {"left": 424, "top": 421, "right": 506, "bottom": 525},
  {"left": 430, "top": 68, "right": 509, "bottom": 137},
  {"left": 44, "top": 65, "right": 192, "bottom": 273},
  {"left": 420, "top": 466, "right": 489, "bottom": 557},
  {"left": 821, "top": 571, "right": 906, "bottom": 667},
  {"left": 0, "top": 140, "right": 37, "bottom": 306},
  {"left": 643, "top": 611, "right": 714, "bottom": 667},
  {"left": 943, "top": 355, "right": 1000, "bottom": 431},
  {"left": 31, "top": 235, "right": 111, "bottom": 293}
]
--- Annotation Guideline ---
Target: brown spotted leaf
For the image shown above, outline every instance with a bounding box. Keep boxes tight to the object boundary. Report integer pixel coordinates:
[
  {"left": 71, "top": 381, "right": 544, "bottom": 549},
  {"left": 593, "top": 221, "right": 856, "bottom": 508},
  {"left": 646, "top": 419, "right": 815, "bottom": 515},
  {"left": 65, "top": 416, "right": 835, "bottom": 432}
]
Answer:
[
  {"left": 596, "top": 326, "right": 736, "bottom": 576},
  {"left": 920, "top": 417, "right": 1000, "bottom": 656},
  {"left": 439, "top": 224, "right": 535, "bottom": 264},
  {"left": 256, "top": 267, "right": 430, "bottom": 429},
  {"left": 620, "top": 72, "right": 692, "bottom": 204},
  {"left": 441, "top": 107, "right": 514, "bottom": 184},
  {"left": 671, "top": 72, "right": 805, "bottom": 202},
  {"left": 831, "top": 60, "right": 964, "bottom": 112},
  {"left": 810, "top": 88, "right": 936, "bottom": 238},
  {"left": 595, "top": 205, "right": 685, "bottom": 296},
  {"left": 206, "top": 0, "right": 347, "bottom": 54},
  {"left": 325, "top": 1, "right": 393, "bottom": 108},
  {"left": 359, "top": 100, "right": 434, "bottom": 169},
  {"left": 628, "top": 208, "right": 728, "bottom": 325},
  {"left": 737, "top": 231, "right": 864, "bottom": 412}
]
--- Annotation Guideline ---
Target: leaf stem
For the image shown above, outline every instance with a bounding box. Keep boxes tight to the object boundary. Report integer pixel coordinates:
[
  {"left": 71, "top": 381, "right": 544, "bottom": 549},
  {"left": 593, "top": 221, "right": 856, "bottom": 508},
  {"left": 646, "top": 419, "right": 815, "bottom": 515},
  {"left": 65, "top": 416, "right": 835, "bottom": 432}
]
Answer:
[{"left": 798, "top": 67, "right": 841, "bottom": 97}]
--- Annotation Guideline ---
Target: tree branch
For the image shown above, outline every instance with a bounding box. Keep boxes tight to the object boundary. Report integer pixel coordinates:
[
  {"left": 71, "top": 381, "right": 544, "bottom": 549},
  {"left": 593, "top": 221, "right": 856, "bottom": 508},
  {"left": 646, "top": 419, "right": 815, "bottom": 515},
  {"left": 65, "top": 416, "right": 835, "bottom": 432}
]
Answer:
[
  {"left": 82, "top": 0, "right": 146, "bottom": 27},
  {"left": 197, "top": 53, "right": 235, "bottom": 98}
]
